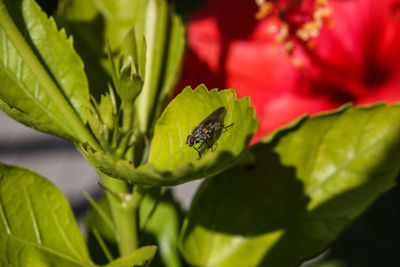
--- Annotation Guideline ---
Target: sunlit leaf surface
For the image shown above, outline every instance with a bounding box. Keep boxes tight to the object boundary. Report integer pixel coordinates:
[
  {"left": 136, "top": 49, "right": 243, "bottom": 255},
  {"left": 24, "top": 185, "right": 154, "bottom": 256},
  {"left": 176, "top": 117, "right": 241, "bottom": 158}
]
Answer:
[
  {"left": 81, "top": 85, "right": 258, "bottom": 186},
  {"left": 0, "top": 162, "right": 92, "bottom": 266},
  {"left": 0, "top": 0, "right": 90, "bottom": 139},
  {"left": 179, "top": 104, "right": 400, "bottom": 267}
]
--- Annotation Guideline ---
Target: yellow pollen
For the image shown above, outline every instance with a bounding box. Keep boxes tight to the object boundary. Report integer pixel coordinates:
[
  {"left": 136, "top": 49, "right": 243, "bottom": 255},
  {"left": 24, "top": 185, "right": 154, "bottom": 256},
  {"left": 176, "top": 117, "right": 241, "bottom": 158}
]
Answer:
[
  {"left": 277, "top": 24, "right": 289, "bottom": 42},
  {"left": 316, "top": 0, "right": 328, "bottom": 6},
  {"left": 256, "top": 0, "right": 333, "bottom": 54},
  {"left": 255, "top": 1, "right": 274, "bottom": 20},
  {"left": 284, "top": 40, "right": 295, "bottom": 54},
  {"left": 267, "top": 23, "right": 278, "bottom": 34},
  {"left": 296, "top": 3, "right": 331, "bottom": 41}
]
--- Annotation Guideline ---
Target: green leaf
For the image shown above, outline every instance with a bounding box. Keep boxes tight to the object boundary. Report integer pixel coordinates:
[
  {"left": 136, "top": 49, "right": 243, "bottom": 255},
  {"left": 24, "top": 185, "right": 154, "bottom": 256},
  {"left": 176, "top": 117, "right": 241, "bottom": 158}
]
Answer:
[
  {"left": 140, "top": 189, "right": 184, "bottom": 267},
  {"left": 80, "top": 85, "right": 258, "bottom": 186},
  {"left": 0, "top": 162, "right": 93, "bottom": 266},
  {"left": 179, "top": 103, "right": 400, "bottom": 267},
  {"left": 148, "top": 85, "right": 257, "bottom": 167},
  {"left": 314, "top": 183, "right": 400, "bottom": 267},
  {"left": 0, "top": 98, "right": 72, "bottom": 138},
  {"left": 55, "top": 0, "right": 110, "bottom": 97},
  {"left": 0, "top": 0, "right": 91, "bottom": 140},
  {"left": 104, "top": 245, "right": 157, "bottom": 267}
]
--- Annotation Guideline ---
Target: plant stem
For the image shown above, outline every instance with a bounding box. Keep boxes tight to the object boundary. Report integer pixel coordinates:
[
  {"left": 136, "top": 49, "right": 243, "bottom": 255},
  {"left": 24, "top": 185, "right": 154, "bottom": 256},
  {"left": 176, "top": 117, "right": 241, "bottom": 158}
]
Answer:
[{"left": 100, "top": 172, "right": 143, "bottom": 256}]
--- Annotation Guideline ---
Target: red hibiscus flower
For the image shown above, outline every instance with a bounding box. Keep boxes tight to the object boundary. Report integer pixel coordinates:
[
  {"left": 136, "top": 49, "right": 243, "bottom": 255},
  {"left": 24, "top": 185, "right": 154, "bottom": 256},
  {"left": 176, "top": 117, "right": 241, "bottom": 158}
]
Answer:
[{"left": 177, "top": 0, "right": 400, "bottom": 142}]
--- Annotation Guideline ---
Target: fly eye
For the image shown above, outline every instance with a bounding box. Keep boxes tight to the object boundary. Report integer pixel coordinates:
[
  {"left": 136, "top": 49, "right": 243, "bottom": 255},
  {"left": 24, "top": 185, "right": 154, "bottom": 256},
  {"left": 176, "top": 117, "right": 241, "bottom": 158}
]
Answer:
[
  {"left": 189, "top": 136, "right": 195, "bottom": 145},
  {"left": 187, "top": 136, "right": 195, "bottom": 146}
]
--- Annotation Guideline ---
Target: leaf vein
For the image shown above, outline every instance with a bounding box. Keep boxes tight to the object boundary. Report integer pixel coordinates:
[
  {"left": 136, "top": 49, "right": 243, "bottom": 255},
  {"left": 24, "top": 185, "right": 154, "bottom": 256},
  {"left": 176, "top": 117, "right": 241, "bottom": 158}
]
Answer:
[
  {"left": 23, "top": 185, "right": 42, "bottom": 244},
  {"left": 0, "top": 199, "right": 11, "bottom": 234},
  {"left": 305, "top": 116, "right": 341, "bottom": 181},
  {"left": 307, "top": 114, "right": 395, "bottom": 196},
  {"left": 0, "top": 62, "right": 68, "bottom": 132},
  {"left": 45, "top": 190, "right": 84, "bottom": 260},
  {"left": 0, "top": 232, "right": 88, "bottom": 266}
]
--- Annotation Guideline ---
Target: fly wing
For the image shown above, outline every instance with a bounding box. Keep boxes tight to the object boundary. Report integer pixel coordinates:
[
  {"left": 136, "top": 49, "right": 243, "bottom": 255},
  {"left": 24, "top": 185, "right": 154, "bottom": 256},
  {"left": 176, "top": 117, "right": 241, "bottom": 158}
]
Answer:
[
  {"left": 199, "top": 107, "right": 225, "bottom": 125},
  {"left": 191, "top": 106, "right": 226, "bottom": 135}
]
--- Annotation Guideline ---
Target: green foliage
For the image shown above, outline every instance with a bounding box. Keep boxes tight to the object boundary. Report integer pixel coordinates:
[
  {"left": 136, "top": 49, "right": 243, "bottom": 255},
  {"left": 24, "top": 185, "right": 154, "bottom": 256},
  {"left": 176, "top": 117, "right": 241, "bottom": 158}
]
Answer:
[
  {"left": 0, "top": 163, "right": 157, "bottom": 267},
  {"left": 84, "top": 190, "right": 183, "bottom": 267},
  {"left": 55, "top": 0, "right": 109, "bottom": 96},
  {"left": 0, "top": 162, "right": 92, "bottom": 266},
  {"left": 56, "top": 0, "right": 186, "bottom": 134},
  {"left": 139, "top": 189, "right": 184, "bottom": 267},
  {"left": 118, "top": 58, "right": 143, "bottom": 102},
  {"left": 104, "top": 246, "right": 157, "bottom": 267},
  {"left": 1, "top": 0, "right": 400, "bottom": 266},
  {"left": 84, "top": 194, "right": 117, "bottom": 264},
  {"left": 80, "top": 85, "right": 259, "bottom": 186},
  {"left": 314, "top": 183, "right": 400, "bottom": 267},
  {"left": 132, "top": 0, "right": 186, "bottom": 134},
  {"left": 148, "top": 85, "right": 257, "bottom": 167},
  {"left": 179, "top": 104, "right": 400, "bottom": 267},
  {"left": 0, "top": 0, "right": 90, "bottom": 141}
]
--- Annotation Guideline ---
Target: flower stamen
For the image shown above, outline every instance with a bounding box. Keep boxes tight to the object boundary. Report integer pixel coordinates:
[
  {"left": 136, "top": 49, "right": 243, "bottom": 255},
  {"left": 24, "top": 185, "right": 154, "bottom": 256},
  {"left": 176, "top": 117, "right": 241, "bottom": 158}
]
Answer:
[{"left": 255, "top": 0, "right": 332, "bottom": 53}]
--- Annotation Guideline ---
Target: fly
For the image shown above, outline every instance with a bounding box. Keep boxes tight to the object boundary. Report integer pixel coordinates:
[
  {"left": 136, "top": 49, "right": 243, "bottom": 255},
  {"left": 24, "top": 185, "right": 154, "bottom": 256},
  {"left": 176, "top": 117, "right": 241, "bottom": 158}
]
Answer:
[{"left": 186, "top": 106, "right": 234, "bottom": 159}]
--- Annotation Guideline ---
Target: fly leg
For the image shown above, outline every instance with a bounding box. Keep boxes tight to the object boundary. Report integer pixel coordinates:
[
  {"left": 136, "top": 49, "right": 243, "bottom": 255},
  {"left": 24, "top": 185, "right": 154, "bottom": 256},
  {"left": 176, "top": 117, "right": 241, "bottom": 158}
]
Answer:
[
  {"left": 200, "top": 138, "right": 214, "bottom": 151},
  {"left": 224, "top": 122, "right": 234, "bottom": 129},
  {"left": 193, "top": 145, "right": 202, "bottom": 159},
  {"left": 196, "top": 140, "right": 211, "bottom": 159}
]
